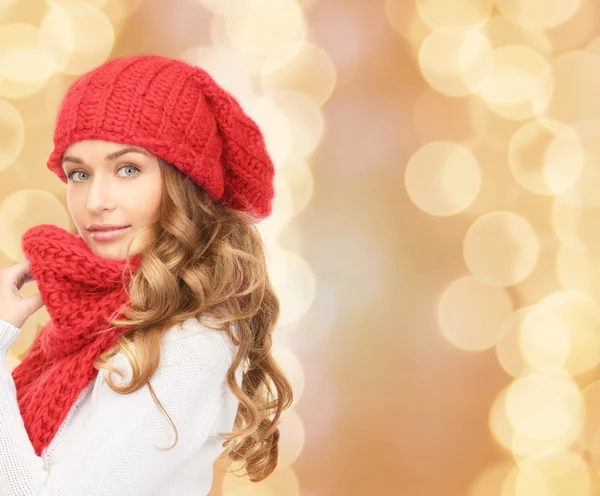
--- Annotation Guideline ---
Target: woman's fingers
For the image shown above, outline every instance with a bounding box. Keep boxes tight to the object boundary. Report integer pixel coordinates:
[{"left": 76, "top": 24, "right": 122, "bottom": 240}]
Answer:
[
  {"left": 23, "top": 291, "right": 44, "bottom": 315},
  {"left": 0, "top": 260, "right": 35, "bottom": 292},
  {"left": 0, "top": 260, "right": 43, "bottom": 329}
]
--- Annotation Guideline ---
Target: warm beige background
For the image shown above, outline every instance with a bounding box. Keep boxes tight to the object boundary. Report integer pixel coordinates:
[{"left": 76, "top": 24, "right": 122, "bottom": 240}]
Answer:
[{"left": 3, "top": 0, "right": 600, "bottom": 494}]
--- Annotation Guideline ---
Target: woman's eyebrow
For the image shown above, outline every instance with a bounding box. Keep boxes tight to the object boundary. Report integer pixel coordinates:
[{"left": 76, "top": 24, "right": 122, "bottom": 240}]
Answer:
[{"left": 62, "top": 147, "right": 151, "bottom": 167}]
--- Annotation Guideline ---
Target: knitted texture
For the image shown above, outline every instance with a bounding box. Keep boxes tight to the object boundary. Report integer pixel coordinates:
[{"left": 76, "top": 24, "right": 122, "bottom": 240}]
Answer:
[
  {"left": 11, "top": 224, "right": 142, "bottom": 457},
  {"left": 46, "top": 54, "right": 275, "bottom": 220}
]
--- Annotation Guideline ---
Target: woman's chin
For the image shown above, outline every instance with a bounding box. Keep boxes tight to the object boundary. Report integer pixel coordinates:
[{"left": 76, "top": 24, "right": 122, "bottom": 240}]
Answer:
[{"left": 89, "top": 245, "right": 130, "bottom": 261}]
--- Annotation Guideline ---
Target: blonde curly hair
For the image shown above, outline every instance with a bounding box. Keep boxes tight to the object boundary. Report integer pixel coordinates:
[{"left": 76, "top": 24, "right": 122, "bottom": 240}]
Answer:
[{"left": 93, "top": 158, "right": 293, "bottom": 482}]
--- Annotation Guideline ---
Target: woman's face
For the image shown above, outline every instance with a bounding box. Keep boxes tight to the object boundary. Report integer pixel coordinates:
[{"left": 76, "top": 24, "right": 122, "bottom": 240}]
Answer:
[{"left": 62, "top": 139, "right": 163, "bottom": 260}]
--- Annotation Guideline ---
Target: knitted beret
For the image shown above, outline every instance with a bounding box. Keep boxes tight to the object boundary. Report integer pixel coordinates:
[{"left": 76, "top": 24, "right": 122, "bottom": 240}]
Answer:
[{"left": 46, "top": 54, "right": 275, "bottom": 220}]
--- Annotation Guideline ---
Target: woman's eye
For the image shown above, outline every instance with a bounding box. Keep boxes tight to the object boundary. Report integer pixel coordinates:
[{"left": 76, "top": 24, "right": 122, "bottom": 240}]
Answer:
[
  {"left": 118, "top": 165, "right": 140, "bottom": 177},
  {"left": 67, "top": 165, "right": 140, "bottom": 182},
  {"left": 67, "top": 171, "right": 88, "bottom": 181}
]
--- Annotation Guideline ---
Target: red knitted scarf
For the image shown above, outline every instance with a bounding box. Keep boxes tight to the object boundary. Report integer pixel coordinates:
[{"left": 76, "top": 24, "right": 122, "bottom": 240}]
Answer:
[{"left": 11, "top": 224, "right": 142, "bottom": 456}]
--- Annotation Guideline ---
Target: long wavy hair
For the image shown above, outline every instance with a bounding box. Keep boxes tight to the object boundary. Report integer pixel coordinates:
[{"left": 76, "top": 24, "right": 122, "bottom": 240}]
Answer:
[{"left": 92, "top": 157, "right": 293, "bottom": 482}]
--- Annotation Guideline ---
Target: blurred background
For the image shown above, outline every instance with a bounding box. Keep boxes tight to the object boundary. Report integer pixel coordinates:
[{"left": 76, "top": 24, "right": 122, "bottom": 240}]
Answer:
[{"left": 3, "top": 0, "right": 600, "bottom": 494}]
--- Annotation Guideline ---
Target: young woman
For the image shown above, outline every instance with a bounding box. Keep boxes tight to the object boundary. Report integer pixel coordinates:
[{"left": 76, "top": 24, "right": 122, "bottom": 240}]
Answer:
[{"left": 0, "top": 54, "right": 293, "bottom": 495}]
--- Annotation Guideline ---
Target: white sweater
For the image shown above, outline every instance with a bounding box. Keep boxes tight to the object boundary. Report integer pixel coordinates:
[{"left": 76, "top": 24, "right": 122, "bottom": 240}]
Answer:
[{"left": 0, "top": 317, "right": 242, "bottom": 495}]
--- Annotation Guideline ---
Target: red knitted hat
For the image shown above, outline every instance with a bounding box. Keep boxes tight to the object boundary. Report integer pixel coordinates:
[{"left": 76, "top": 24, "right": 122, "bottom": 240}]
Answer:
[{"left": 46, "top": 54, "right": 275, "bottom": 220}]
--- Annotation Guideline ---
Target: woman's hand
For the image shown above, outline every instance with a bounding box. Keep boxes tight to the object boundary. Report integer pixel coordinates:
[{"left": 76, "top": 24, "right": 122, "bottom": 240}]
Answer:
[{"left": 0, "top": 260, "right": 45, "bottom": 329}]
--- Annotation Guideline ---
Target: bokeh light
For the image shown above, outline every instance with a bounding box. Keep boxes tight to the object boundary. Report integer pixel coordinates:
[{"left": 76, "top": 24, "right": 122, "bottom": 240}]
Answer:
[
  {"left": 260, "top": 43, "right": 338, "bottom": 106},
  {"left": 508, "top": 118, "right": 583, "bottom": 195},
  {"left": 418, "top": 25, "right": 494, "bottom": 97},
  {"left": 438, "top": 275, "right": 514, "bottom": 351},
  {"left": 222, "top": 465, "right": 300, "bottom": 496},
  {"left": 495, "top": 0, "right": 584, "bottom": 30},
  {"left": 247, "top": 97, "right": 292, "bottom": 167},
  {"left": 468, "top": 460, "right": 515, "bottom": 496},
  {"left": 512, "top": 452, "right": 592, "bottom": 496},
  {"left": 481, "top": 15, "right": 553, "bottom": 57},
  {"left": 488, "top": 384, "right": 578, "bottom": 459},
  {"left": 276, "top": 159, "right": 314, "bottom": 218},
  {"left": 40, "top": 2, "right": 115, "bottom": 75},
  {"left": 384, "top": 0, "right": 600, "bottom": 493},
  {"left": 273, "top": 408, "right": 305, "bottom": 469},
  {"left": 405, "top": 140, "right": 481, "bottom": 216},
  {"left": 581, "top": 380, "right": 600, "bottom": 454},
  {"left": 519, "top": 290, "right": 600, "bottom": 376},
  {"left": 415, "top": 0, "right": 493, "bottom": 30},
  {"left": 496, "top": 306, "right": 532, "bottom": 378},
  {"left": 547, "top": 51, "right": 600, "bottom": 124},
  {"left": 505, "top": 371, "right": 583, "bottom": 449},
  {"left": 0, "top": 190, "right": 70, "bottom": 261},
  {"left": 0, "top": 98, "right": 25, "bottom": 170},
  {"left": 180, "top": 46, "right": 256, "bottom": 106},
  {"left": 267, "top": 248, "right": 316, "bottom": 327},
  {"left": 265, "top": 90, "right": 324, "bottom": 161},
  {"left": 478, "top": 45, "right": 554, "bottom": 121},
  {"left": 223, "top": 0, "right": 305, "bottom": 58},
  {"left": 273, "top": 344, "right": 305, "bottom": 407},
  {"left": 0, "top": 23, "right": 55, "bottom": 98},
  {"left": 463, "top": 211, "right": 539, "bottom": 286},
  {"left": 553, "top": 121, "right": 600, "bottom": 208}
]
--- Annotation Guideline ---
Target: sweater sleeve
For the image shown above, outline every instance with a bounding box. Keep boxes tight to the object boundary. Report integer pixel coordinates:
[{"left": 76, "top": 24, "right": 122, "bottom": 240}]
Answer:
[{"left": 0, "top": 318, "right": 233, "bottom": 496}]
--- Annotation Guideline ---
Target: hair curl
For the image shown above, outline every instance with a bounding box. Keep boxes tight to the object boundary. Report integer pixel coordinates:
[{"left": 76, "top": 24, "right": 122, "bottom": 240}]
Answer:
[{"left": 92, "top": 158, "right": 293, "bottom": 482}]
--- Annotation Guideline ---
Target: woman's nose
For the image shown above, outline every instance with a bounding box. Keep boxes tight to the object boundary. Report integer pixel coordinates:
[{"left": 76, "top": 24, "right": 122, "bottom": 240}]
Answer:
[{"left": 86, "top": 178, "right": 116, "bottom": 212}]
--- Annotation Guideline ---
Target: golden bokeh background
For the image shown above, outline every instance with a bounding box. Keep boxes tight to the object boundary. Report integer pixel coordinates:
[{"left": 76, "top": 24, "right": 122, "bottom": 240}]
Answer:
[{"left": 4, "top": 0, "right": 600, "bottom": 494}]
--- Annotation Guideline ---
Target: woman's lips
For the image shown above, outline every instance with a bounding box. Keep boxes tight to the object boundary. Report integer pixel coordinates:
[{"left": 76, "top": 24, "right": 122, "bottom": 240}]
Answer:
[{"left": 89, "top": 226, "right": 131, "bottom": 242}]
